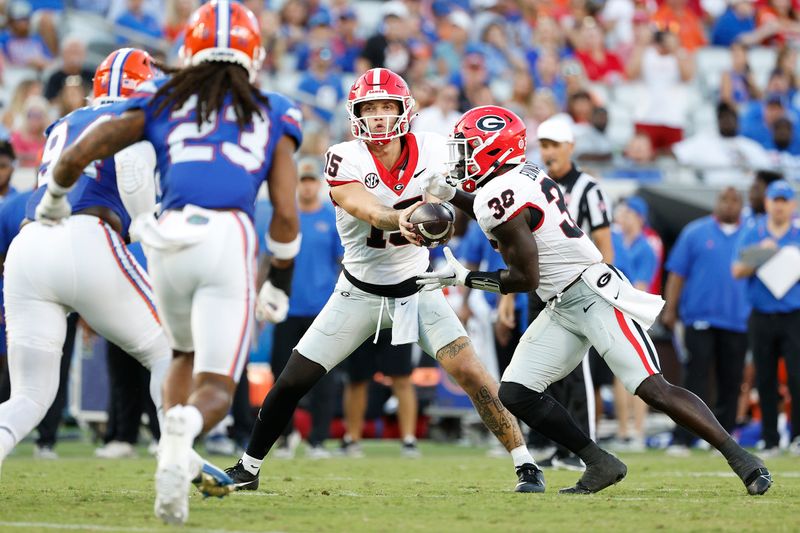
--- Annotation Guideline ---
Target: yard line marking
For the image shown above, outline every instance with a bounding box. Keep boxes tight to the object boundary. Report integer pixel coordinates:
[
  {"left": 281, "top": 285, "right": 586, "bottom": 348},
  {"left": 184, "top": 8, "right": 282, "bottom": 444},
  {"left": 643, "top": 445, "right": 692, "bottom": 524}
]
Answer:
[{"left": 0, "top": 522, "right": 274, "bottom": 533}]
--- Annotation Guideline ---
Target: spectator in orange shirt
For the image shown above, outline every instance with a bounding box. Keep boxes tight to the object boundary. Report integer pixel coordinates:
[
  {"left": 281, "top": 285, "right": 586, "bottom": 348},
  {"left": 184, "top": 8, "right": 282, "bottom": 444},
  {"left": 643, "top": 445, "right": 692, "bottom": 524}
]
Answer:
[{"left": 652, "top": 0, "right": 708, "bottom": 51}]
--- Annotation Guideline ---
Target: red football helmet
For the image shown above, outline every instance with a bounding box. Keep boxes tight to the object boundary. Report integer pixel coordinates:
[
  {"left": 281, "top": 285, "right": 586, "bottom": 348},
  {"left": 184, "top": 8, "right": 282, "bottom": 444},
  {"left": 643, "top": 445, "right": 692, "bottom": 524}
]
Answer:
[
  {"left": 346, "top": 68, "right": 416, "bottom": 145},
  {"left": 447, "top": 105, "right": 527, "bottom": 188},
  {"left": 93, "top": 48, "right": 156, "bottom": 103},
  {"left": 180, "top": 0, "right": 265, "bottom": 82}
]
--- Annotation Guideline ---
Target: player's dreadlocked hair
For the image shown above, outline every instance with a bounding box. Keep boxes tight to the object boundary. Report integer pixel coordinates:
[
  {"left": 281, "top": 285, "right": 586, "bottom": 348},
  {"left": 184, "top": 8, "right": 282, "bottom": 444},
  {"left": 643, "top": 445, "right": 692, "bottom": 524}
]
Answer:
[{"left": 152, "top": 62, "right": 270, "bottom": 129}]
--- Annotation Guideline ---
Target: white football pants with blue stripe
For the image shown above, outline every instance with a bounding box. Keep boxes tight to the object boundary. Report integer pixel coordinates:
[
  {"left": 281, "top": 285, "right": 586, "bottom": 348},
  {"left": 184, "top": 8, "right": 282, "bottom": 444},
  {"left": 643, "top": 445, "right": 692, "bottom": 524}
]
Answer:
[{"left": 0, "top": 215, "right": 171, "bottom": 459}]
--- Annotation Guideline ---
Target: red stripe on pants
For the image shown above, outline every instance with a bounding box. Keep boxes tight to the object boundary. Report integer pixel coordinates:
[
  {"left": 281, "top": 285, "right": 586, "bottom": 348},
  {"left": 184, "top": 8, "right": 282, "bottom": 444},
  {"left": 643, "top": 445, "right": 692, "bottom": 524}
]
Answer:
[{"left": 613, "top": 307, "right": 655, "bottom": 376}]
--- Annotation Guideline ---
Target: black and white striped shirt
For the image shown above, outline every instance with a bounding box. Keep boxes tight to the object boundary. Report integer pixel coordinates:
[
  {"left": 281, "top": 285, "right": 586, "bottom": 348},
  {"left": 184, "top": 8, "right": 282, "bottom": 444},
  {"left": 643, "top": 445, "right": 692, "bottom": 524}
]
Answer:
[{"left": 554, "top": 164, "right": 612, "bottom": 236}]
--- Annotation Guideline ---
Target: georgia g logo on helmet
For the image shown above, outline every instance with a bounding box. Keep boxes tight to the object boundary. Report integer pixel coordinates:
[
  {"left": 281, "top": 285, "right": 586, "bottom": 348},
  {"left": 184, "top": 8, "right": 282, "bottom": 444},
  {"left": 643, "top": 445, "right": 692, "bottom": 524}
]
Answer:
[{"left": 475, "top": 115, "right": 506, "bottom": 132}]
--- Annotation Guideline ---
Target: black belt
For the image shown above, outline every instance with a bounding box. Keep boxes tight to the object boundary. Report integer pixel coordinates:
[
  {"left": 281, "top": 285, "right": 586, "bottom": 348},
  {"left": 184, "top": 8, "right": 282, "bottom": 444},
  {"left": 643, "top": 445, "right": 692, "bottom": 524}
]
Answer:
[{"left": 343, "top": 268, "right": 422, "bottom": 298}]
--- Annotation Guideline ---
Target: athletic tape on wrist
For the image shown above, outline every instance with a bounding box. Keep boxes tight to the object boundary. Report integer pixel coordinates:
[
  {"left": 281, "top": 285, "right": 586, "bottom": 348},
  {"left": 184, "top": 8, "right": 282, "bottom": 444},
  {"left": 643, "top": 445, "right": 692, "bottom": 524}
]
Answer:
[
  {"left": 267, "top": 234, "right": 302, "bottom": 260},
  {"left": 48, "top": 179, "right": 74, "bottom": 197}
]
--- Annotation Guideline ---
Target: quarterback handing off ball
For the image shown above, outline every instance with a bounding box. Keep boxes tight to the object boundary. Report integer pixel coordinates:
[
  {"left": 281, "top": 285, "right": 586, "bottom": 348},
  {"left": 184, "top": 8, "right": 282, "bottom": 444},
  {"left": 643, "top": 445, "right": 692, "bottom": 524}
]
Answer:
[{"left": 409, "top": 202, "right": 456, "bottom": 248}]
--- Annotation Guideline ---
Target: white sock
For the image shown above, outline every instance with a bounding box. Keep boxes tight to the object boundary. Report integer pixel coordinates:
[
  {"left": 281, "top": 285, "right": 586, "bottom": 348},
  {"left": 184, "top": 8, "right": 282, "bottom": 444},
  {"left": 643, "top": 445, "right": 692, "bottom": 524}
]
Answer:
[
  {"left": 183, "top": 405, "right": 204, "bottom": 440},
  {"left": 511, "top": 445, "right": 535, "bottom": 468},
  {"left": 0, "top": 428, "right": 14, "bottom": 460},
  {"left": 402, "top": 436, "right": 416, "bottom": 445},
  {"left": 241, "top": 452, "right": 263, "bottom": 475}
]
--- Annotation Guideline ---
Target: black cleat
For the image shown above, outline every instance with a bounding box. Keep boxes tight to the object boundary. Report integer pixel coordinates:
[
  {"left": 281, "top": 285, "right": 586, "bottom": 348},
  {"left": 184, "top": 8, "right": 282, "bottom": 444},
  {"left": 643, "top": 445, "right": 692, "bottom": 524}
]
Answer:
[
  {"left": 515, "top": 463, "right": 546, "bottom": 493},
  {"left": 559, "top": 451, "right": 627, "bottom": 494},
  {"left": 745, "top": 467, "right": 773, "bottom": 496},
  {"left": 224, "top": 460, "right": 259, "bottom": 491}
]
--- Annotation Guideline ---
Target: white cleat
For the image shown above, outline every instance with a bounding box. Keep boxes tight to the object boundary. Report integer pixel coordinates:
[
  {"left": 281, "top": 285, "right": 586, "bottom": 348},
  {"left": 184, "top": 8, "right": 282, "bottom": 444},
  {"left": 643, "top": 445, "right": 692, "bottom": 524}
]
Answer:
[
  {"left": 154, "top": 407, "right": 193, "bottom": 525},
  {"left": 154, "top": 463, "right": 190, "bottom": 525}
]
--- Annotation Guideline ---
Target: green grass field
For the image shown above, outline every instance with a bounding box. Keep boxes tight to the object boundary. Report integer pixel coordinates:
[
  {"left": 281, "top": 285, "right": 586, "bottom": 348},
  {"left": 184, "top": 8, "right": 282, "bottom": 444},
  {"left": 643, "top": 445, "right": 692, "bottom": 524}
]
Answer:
[{"left": 1, "top": 440, "right": 798, "bottom": 532}]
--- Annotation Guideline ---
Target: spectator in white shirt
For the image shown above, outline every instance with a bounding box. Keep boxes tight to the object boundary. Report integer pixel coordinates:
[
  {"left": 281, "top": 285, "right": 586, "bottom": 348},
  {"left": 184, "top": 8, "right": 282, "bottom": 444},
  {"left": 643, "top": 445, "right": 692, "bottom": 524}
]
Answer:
[{"left": 672, "top": 102, "right": 772, "bottom": 184}]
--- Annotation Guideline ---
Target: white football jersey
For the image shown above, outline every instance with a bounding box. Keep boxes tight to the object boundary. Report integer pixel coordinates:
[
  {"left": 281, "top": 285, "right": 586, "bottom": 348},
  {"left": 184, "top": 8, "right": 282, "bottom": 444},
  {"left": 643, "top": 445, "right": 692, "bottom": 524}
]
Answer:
[
  {"left": 473, "top": 162, "right": 603, "bottom": 301},
  {"left": 325, "top": 132, "right": 447, "bottom": 285}
]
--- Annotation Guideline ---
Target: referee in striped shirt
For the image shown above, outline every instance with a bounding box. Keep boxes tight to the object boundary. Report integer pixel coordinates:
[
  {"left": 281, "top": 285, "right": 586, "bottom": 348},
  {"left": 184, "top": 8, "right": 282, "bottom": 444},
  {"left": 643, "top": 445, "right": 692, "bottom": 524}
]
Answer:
[{"left": 500, "top": 117, "right": 613, "bottom": 469}]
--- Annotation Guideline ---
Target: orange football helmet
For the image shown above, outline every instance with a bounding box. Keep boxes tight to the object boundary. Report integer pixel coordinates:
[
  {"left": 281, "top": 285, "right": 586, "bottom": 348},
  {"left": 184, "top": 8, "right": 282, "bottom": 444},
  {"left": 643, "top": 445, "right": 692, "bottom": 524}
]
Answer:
[
  {"left": 92, "top": 48, "right": 156, "bottom": 102},
  {"left": 180, "top": 0, "right": 265, "bottom": 82}
]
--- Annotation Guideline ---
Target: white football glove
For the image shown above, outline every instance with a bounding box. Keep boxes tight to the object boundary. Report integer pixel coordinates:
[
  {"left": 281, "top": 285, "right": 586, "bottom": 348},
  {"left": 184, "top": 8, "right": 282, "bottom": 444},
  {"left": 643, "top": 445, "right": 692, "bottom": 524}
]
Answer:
[
  {"left": 255, "top": 281, "right": 289, "bottom": 323},
  {"left": 35, "top": 189, "right": 71, "bottom": 225},
  {"left": 418, "top": 172, "right": 456, "bottom": 201},
  {"left": 416, "top": 246, "right": 469, "bottom": 290}
]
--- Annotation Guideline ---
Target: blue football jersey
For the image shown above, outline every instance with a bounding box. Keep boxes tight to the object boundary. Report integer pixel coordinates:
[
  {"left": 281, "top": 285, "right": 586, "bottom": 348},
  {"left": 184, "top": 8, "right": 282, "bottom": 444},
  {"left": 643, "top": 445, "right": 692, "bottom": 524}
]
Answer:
[
  {"left": 122, "top": 77, "right": 303, "bottom": 220},
  {"left": 26, "top": 102, "right": 136, "bottom": 236}
]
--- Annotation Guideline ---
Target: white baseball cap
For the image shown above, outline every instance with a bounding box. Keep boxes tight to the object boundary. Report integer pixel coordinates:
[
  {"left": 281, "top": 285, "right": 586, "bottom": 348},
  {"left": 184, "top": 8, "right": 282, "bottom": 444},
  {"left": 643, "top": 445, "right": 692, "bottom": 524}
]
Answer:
[{"left": 537, "top": 117, "right": 574, "bottom": 143}]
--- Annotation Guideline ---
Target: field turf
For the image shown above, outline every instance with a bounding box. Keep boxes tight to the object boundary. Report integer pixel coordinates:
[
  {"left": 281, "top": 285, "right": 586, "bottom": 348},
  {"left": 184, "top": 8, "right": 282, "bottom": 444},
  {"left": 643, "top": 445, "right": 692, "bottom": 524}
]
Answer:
[{"left": 1, "top": 440, "right": 798, "bottom": 532}]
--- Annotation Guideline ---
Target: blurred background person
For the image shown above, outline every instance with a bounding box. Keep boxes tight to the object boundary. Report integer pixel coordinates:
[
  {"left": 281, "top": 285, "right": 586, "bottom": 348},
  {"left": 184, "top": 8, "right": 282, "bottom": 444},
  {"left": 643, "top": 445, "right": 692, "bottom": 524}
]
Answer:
[
  {"left": 608, "top": 197, "right": 658, "bottom": 452},
  {"left": 733, "top": 180, "right": 800, "bottom": 456},
  {"left": 43, "top": 36, "right": 93, "bottom": 102},
  {"left": 662, "top": 187, "right": 750, "bottom": 455}
]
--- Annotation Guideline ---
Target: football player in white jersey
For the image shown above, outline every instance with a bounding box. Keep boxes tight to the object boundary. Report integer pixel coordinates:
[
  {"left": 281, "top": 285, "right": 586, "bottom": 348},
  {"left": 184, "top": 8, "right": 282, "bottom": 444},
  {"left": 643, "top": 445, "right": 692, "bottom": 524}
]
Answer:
[
  {"left": 227, "top": 68, "right": 545, "bottom": 493},
  {"left": 417, "top": 105, "right": 773, "bottom": 496}
]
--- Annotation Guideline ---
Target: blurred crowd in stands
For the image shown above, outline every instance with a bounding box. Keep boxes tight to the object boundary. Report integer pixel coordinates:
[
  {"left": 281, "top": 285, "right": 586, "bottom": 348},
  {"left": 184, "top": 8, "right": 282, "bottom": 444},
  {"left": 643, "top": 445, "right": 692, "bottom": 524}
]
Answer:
[{"left": 0, "top": 0, "right": 796, "bottom": 461}]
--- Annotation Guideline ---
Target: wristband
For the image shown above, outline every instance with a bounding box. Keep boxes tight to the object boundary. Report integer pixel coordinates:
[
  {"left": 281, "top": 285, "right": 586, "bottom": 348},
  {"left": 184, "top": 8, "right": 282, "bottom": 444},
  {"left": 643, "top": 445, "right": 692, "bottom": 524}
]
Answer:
[
  {"left": 268, "top": 262, "right": 294, "bottom": 296},
  {"left": 466, "top": 270, "right": 507, "bottom": 294},
  {"left": 267, "top": 234, "right": 302, "bottom": 260}
]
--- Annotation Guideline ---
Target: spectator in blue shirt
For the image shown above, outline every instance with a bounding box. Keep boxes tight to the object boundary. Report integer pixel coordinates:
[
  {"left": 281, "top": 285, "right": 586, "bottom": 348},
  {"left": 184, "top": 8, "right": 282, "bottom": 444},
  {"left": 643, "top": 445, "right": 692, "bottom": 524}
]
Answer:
[
  {"left": 114, "top": 0, "right": 163, "bottom": 45},
  {"left": 0, "top": 0, "right": 53, "bottom": 70},
  {"left": 662, "top": 187, "right": 750, "bottom": 453},
  {"left": 744, "top": 169, "right": 784, "bottom": 224},
  {"left": 262, "top": 157, "right": 344, "bottom": 459},
  {"left": 613, "top": 197, "right": 658, "bottom": 291},
  {"left": 733, "top": 180, "right": 800, "bottom": 454},
  {"left": 711, "top": 0, "right": 757, "bottom": 46},
  {"left": 331, "top": 8, "right": 364, "bottom": 74},
  {"left": 296, "top": 46, "right": 345, "bottom": 125}
]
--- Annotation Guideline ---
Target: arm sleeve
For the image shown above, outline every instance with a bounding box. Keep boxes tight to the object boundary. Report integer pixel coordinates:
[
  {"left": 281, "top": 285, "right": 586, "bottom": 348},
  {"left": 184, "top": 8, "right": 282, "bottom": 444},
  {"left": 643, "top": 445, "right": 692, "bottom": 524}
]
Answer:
[
  {"left": 115, "top": 141, "right": 157, "bottom": 220},
  {"left": 584, "top": 185, "right": 612, "bottom": 231}
]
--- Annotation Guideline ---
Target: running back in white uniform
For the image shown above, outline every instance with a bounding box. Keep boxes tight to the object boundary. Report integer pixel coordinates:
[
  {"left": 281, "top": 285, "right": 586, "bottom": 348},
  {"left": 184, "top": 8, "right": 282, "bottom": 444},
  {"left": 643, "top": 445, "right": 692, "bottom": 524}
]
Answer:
[
  {"left": 473, "top": 162, "right": 602, "bottom": 301},
  {"left": 468, "top": 162, "right": 662, "bottom": 395},
  {"left": 325, "top": 131, "right": 445, "bottom": 285}
]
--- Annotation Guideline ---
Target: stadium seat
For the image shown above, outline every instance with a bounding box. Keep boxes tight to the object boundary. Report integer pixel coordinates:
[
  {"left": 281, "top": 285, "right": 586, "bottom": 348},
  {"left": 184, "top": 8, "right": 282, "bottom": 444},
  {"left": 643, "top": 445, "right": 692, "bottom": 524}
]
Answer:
[
  {"left": 696, "top": 46, "right": 731, "bottom": 96},
  {"left": 748, "top": 46, "right": 777, "bottom": 90}
]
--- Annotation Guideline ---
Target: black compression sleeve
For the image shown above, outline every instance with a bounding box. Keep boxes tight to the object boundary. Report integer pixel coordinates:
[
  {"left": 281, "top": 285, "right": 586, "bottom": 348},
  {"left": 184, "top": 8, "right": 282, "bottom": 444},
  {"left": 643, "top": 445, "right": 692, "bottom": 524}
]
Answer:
[
  {"left": 465, "top": 270, "right": 508, "bottom": 294},
  {"left": 268, "top": 262, "right": 294, "bottom": 296}
]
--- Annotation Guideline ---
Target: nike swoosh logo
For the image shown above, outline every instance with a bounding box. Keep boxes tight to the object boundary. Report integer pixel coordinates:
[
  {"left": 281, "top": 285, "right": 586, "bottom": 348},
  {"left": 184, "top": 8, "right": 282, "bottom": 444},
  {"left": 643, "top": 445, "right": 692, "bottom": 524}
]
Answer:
[
  {"left": 583, "top": 302, "right": 595, "bottom": 313},
  {"left": 614, "top": 290, "right": 620, "bottom": 300},
  {"left": 400, "top": 301, "right": 408, "bottom": 306},
  {"left": 413, "top": 168, "right": 427, "bottom": 179}
]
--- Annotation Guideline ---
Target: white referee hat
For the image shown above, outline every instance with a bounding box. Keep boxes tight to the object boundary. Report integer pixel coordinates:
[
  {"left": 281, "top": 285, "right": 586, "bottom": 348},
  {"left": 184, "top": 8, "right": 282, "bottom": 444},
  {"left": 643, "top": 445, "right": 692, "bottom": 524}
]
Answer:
[{"left": 537, "top": 117, "right": 574, "bottom": 144}]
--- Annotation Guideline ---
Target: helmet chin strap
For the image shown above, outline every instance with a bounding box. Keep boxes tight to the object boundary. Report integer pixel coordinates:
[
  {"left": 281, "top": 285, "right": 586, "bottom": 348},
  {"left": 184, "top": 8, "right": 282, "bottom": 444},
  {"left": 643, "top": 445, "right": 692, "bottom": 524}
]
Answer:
[{"left": 475, "top": 147, "right": 514, "bottom": 184}]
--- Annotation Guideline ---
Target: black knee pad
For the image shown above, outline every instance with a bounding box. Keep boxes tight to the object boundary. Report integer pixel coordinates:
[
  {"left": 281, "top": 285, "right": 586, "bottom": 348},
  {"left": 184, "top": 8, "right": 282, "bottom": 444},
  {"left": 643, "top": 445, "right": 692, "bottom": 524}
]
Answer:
[{"left": 499, "top": 382, "right": 555, "bottom": 426}]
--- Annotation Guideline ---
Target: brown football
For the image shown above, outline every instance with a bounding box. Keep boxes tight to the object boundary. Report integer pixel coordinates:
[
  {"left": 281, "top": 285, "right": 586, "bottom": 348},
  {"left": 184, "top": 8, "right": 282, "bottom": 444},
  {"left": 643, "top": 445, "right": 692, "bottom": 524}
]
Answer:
[{"left": 408, "top": 202, "right": 456, "bottom": 248}]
